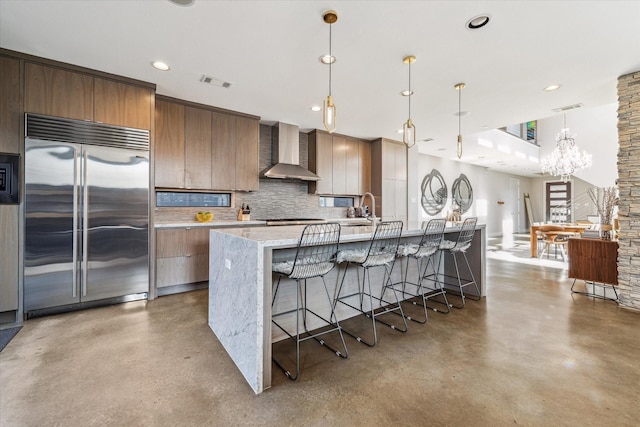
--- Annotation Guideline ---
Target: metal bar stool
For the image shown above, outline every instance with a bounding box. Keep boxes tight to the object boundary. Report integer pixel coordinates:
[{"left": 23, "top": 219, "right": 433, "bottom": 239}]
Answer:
[
  {"left": 438, "top": 217, "right": 480, "bottom": 309},
  {"left": 271, "top": 222, "right": 348, "bottom": 380},
  {"left": 390, "top": 218, "right": 449, "bottom": 324},
  {"left": 334, "top": 221, "right": 407, "bottom": 347}
]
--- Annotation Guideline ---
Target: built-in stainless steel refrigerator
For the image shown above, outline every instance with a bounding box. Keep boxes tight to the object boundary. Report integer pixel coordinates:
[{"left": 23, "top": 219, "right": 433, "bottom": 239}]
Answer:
[{"left": 24, "top": 114, "right": 149, "bottom": 317}]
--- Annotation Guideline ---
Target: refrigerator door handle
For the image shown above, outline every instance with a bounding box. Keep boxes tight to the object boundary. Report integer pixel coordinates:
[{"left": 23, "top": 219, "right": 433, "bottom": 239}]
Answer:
[
  {"left": 72, "top": 148, "right": 79, "bottom": 298},
  {"left": 82, "top": 149, "right": 89, "bottom": 298}
]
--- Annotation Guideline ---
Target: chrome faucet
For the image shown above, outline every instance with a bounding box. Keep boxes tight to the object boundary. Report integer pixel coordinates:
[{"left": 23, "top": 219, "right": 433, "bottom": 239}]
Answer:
[{"left": 361, "top": 192, "right": 377, "bottom": 222}]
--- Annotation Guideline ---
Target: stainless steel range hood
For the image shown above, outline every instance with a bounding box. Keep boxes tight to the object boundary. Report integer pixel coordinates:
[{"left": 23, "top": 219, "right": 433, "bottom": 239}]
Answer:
[{"left": 261, "top": 122, "right": 321, "bottom": 181}]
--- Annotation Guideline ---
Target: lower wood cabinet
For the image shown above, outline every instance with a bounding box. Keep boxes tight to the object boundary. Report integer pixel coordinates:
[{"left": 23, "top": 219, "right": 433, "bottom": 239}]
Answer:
[{"left": 156, "top": 227, "right": 211, "bottom": 288}]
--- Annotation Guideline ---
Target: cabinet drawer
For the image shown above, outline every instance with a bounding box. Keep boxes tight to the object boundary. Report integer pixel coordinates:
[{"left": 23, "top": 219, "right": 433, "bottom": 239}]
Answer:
[
  {"left": 156, "top": 254, "right": 209, "bottom": 288},
  {"left": 156, "top": 228, "right": 211, "bottom": 258}
]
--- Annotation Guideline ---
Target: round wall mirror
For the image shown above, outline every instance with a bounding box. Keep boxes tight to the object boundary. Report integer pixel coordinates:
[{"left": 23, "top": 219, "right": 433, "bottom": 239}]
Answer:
[
  {"left": 421, "top": 169, "right": 448, "bottom": 215},
  {"left": 452, "top": 173, "right": 473, "bottom": 213}
]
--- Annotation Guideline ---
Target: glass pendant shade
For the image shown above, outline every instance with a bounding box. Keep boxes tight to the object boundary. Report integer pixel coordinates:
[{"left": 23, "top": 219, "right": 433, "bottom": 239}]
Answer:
[
  {"left": 323, "top": 95, "right": 336, "bottom": 133},
  {"left": 403, "top": 118, "right": 416, "bottom": 148},
  {"left": 457, "top": 134, "right": 463, "bottom": 159}
]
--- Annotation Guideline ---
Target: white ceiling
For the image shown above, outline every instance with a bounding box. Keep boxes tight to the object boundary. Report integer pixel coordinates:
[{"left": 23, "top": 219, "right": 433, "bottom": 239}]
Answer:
[{"left": 1, "top": 0, "right": 639, "bottom": 176}]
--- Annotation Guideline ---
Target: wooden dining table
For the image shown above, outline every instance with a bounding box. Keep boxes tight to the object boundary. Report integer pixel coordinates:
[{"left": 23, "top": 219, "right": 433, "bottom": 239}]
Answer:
[{"left": 530, "top": 224, "right": 592, "bottom": 257}]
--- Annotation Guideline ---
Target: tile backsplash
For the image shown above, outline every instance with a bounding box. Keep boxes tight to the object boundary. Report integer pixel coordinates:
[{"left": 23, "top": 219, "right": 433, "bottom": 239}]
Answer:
[{"left": 155, "top": 124, "right": 350, "bottom": 222}]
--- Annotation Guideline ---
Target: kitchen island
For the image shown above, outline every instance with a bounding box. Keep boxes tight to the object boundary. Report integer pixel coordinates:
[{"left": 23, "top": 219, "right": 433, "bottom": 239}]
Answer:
[{"left": 208, "top": 222, "right": 486, "bottom": 394}]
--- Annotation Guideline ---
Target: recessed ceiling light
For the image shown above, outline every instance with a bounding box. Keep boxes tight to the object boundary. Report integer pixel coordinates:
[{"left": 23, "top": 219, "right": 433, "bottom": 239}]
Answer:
[
  {"left": 168, "top": 0, "right": 195, "bottom": 6},
  {"left": 454, "top": 111, "right": 470, "bottom": 117},
  {"left": 319, "top": 55, "right": 336, "bottom": 64},
  {"left": 310, "top": 105, "right": 322, "bottom": 112},
  {"left": 437, "top": 148, "right": 447, "bottom": 151},
  {"left": 396, "top": 129, "right": 404, "bottom": 134},
  {"left": 152, "top": 61, "right": 170, "bottom": 71},
  {"left": 401, "top": 90, "right": 414, "bottom": 96},
  {"left": 466, "top": 14, "right": 490, "bottom": 30},
  {"left": 544, "top": 84, "right": 561, "bottom": 92}
]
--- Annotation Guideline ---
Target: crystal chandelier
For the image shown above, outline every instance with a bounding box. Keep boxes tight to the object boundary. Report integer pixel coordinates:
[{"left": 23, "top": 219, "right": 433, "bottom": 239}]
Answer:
[{"left": 541, "top": 115, "right": 592, "bottom": 182}]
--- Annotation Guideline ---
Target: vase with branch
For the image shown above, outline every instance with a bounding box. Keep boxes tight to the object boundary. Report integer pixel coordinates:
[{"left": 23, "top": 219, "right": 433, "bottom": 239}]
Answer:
[{"left": 587, "top": 186, "right": 617, "bottom": 239}]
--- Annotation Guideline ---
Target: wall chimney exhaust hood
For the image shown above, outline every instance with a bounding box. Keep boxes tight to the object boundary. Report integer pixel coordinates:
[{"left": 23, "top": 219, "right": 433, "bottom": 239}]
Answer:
[{"left": 261, "top": 122, "right": 321, "bottom": 181}]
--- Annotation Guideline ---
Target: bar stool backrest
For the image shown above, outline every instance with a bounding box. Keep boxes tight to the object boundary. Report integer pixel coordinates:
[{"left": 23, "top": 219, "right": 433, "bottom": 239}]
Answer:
[
  {"left": 451, "top": 217, "right": 478, "bottom": 252},
  {"left": 288, "top": 223, "right": 341, "bottom": 279},
  {"left": 420, "top": 218, "right": 447, "bottom": 249},
  {"left": 362, "top": 221, "right": 403, "bottom": 267}
]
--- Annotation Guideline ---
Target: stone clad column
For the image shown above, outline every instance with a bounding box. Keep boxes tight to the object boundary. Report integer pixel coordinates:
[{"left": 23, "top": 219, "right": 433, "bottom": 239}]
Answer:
[{"left": 617, "top": 70, "right": 640, "bottom": 310}]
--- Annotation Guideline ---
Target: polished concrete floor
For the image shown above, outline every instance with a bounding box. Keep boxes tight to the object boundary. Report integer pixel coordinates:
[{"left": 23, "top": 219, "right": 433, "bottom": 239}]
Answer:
[{"left": 2, "top": 255, "right": 640, "bottom": 426}]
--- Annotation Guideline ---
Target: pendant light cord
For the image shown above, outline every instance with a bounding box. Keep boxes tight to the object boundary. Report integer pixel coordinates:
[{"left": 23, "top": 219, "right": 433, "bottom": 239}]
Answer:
[
  {"left": 458, "top": 86, "right": 462, "bottom": 135},
  {"left": 328, "top": 23, "right": 332, "bottom": 97},
  {"left": 408, "top": 60, "right": 412, "bottom": 118}
]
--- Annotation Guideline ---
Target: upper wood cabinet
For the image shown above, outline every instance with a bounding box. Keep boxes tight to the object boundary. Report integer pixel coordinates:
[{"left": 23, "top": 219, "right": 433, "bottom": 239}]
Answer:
[
  {"left": 155, "top": 100, "right": 185, "bottom": 188},
  {"left": 0, "top": 55, "right": 20, "bottom": 153},
  {"left": 24, "top": 62, "right": 152, "bottom": 130},
  {"left": 94, "top": 78, "right": 152, "bottom": 130},
  {"left": 308, "top": 129, "right": 370, "bottom": 196},
  {"left": 24, "top": 62, "right": 94, "bottom": 121},
  {"left": 235, "top": 115, "right": 259, "bottom": 191},
  {"left": 154, "top": 97, "right": 259, "bottom": 192},
  {"left": 211, "top": 112, "right": 236, "bottom": 190},
  {"left": 185, "top": 106, "right": 212, "bottom": 190}
]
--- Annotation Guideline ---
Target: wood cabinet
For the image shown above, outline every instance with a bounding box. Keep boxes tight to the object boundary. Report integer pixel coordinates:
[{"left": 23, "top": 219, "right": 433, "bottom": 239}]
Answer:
[
  {"left": 568, "top": 238, "right": 618, "bottom": 285},
  {"left": 24, "top": 62, "right": 94, "bottom": 121},
  {"left": 0, "top": 56, "right": 21, "bottom": 153},
  {"left": 372, "top": 138, "right": 407, "bottom": 223},
  {"left": 156, "top": 227, "right": 211, "bottom": 288},
  {"left": 0, "top": 56, "right": 20, "bottom": 313},
  {"left": 24, "top": 62, "right": 152, "bottom": 129},
  {"left": 155, "top": 100, "right": 185, "bottom": 188},
  {"left": 211, "top": 112, "right": 236, "bottom": 190},
  {"left": 235, "top": 115, "right": 259, "bottom": 191},
  {"left": 94, "top": 78, "right": 152, "bottom": 130},
  {"left": 308, "top": 129, "right": 370, "bottom": 196},
  {"left": 185, "top": 106, "right": 212, "bottom": 189},
  {"left": 154, "top": 97, "right": 259, "bottom": 192}
]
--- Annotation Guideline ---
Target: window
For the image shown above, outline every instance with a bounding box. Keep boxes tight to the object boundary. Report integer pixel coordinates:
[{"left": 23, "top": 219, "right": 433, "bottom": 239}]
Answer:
[{"left": 156, "top": 192, "right": 231, "bottom": 207}]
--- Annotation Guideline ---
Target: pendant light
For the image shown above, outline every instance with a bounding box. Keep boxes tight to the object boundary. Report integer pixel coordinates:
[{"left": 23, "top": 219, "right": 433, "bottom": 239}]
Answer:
[
  {"left": 541, "top": 114, "right": 592, "bottom": 182},
  {"left": 402, "top": 55, "right": 416, "bottom": 148},
  {"left": 322, "top": 10, "right": 338, "bottom": 133},
  {"left": 455, "top": 82, "right": 466, "bottom": 159}
]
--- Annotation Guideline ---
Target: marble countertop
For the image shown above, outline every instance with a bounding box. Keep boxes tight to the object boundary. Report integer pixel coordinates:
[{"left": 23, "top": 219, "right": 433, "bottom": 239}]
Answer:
[
  {"left": 210, "top": 221, "right": 476, "bottom": 249},
  {"left": 155, "top": 220, "right": 266, "bottom": 228},
  {"left": 155, "top": 217, "right": 376, "bottom": 229}
]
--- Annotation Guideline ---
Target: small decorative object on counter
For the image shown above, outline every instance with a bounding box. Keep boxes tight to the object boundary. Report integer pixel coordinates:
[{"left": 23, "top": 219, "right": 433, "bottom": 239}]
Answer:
[
  {"left": 196, "top": 211, "right": 214, "bottom": 222},
  {"left": 238, "top": 203, "right": 251, "bottom": 221}
]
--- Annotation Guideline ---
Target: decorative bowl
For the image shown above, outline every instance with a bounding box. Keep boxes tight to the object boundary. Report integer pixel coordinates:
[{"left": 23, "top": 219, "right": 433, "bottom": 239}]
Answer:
[{"left": 195, "top": 211, "right": 214, "bottom": 222}]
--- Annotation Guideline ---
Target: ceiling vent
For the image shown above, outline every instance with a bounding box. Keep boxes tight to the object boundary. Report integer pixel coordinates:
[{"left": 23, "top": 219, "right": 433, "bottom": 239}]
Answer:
[
  {"left": 200, "top": 75, "right": 232, "bottom": 88},
  {"left": 552, "top": 103, "right": 583, "bottom": 112}
]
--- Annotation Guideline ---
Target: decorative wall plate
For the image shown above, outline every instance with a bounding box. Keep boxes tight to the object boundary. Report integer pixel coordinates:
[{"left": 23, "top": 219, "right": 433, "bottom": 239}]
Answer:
[
  {"left": 452, "top": 173, "right": 473, "bottom": 214},
  {"left": 421, "top": 169, "right": 447, "bottom": 215}
]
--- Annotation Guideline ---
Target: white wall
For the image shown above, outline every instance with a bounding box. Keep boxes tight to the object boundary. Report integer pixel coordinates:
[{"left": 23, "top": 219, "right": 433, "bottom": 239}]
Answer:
[{"left": 412, "top": 153, "right": 532, "bottom": 236}]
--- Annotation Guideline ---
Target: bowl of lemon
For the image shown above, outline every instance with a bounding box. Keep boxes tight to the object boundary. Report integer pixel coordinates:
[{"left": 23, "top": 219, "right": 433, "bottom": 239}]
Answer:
[{"left": 195, "top": 211, "right": 214, "bottom": 222}]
